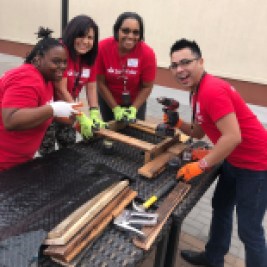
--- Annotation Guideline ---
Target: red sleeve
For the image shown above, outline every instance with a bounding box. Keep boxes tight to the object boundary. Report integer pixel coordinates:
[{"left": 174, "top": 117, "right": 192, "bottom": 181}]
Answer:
[
  {"left": 2, "top": 75, "right": 41, "bottom": 108},
  {"left": 203, "top": 84, "right": 234, "bottom": 123}
]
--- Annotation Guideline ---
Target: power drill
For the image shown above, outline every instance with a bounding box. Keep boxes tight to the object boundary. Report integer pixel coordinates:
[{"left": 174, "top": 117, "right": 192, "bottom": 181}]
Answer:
[{"left": 155, "top": 97, "right": 180, "bottom": 137}]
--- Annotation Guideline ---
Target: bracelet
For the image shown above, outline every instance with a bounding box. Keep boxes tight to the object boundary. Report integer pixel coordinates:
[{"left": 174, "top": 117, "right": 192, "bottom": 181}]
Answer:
[
  {"left": 198, "top": 158, "right": 210, "bottom": 171},
  {"left": 176, "top": 118, "right": 183, "bottom": 129},
  {"left": 89, "top": 107, "right": 98, "bottom": 110}
]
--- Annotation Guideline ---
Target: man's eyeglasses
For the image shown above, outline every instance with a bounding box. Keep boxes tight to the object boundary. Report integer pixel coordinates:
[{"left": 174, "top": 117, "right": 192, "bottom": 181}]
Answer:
[
  {"left": 169, "top": 58, "right": 199, "bottom": 70},
  {"left": 120, "top": 27, "right": 140, "bottom": 36}
]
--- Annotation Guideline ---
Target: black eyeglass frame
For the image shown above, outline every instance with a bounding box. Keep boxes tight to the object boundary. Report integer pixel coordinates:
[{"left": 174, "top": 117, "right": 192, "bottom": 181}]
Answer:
[
  {"left": 120, "top": 27, "right": 140, "bottom": 36},
  {"left": 169, "top": 57, "right": 199, "bottom": 70}
]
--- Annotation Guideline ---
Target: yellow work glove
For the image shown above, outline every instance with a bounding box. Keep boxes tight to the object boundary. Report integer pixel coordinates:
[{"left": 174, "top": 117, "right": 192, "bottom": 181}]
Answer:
[
  {"left": 123, "top": 106, "right": 137, "bottom": 123},
  {"left": 89, "top": 108, "right": 107, "bottom": 130},
  {"left": 76, "top": 113, "right": 94, "bottom": 139},
  {"left": 112, "top": 106, "right": 126, "bottom": 121},
  {"left": 177, "top": 161, "right": 204, "bottom": 182}
]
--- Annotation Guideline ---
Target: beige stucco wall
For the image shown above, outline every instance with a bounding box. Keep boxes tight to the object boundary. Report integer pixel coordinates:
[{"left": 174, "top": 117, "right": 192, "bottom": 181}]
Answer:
[
  {"left": 0, "top": 0, "right": 61, "bottom": 43},
  {"left": 1, "top": 0, "right": 267, "bottom": 84}
]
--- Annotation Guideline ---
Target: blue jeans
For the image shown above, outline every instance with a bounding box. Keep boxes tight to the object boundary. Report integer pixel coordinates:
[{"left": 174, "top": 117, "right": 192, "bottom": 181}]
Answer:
[{"left": 205, "top": 161, "right": 267, "bottom": 267}]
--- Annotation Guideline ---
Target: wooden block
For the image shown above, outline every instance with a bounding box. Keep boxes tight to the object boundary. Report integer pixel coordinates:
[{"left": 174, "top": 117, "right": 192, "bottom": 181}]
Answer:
[
  {"left": 44, "top": 180, "right": 129, "bottom": 245},
  {"left": 147, "top": 135, "right": 180, "bottom": 160},
  {"left": 138, "top": 152, "right": 175, "bottom": 178},
  {"left": 138, "top": 143, "right": 188, "bottom": 178},
  {"left": 133, "top": 182, "right": 191, "bottom": 250}
]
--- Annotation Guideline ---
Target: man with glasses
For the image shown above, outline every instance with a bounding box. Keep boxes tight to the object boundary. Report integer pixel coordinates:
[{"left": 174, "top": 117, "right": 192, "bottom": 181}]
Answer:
[{"left": 167, "top": 38, "right": 267, "bottom": 267}]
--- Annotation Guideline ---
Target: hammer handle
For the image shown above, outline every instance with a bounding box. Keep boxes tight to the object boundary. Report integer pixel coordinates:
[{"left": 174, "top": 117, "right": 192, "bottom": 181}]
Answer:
[{"left": 143, "top": 179, "right": 177, "bottom": 209}]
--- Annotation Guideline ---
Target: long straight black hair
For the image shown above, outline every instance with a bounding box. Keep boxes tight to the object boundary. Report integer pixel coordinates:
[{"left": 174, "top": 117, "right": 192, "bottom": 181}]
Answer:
[{"left": 62, "top": 15, "right": 98, "bottom": 66}]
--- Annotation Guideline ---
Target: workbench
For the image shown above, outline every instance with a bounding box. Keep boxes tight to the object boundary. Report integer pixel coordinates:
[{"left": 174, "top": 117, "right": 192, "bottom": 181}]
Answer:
[{"left": 0, "top": 126, "right": 220, "bottom": 267}]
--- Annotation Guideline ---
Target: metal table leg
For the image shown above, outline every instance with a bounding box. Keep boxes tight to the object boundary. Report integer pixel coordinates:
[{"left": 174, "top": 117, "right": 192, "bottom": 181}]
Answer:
[
  {"left": 153, "top": 229, "right": 170, "bottom": 267},
  {"left": 163, "top": 221, "right": 182, "bottom": 267}
]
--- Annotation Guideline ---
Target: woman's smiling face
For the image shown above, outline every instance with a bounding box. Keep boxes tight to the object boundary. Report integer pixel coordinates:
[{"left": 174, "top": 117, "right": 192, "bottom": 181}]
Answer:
[{"left": 117, "top": 18, "right": 140, "bottom": 54}]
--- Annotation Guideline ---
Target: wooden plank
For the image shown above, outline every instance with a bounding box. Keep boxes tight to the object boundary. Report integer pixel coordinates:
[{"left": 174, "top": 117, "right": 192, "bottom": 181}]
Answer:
[
  {"left": 133, "top": 182, "right": 191, "bottom": 250},
  {"left": 129, "top": 121, "right": 156, "bottom": 135},
  {"left": 47, "top": 182, "right": 118, "bottom": 239},
  {"left": 131, "top": 120, "right": 190, "bottom": 143},
  {"left": 138, "top": 152, "right": 174, "bottom": 178},
  {"left": 138, "top": 143, "right": 188, "bottom": 178},
  {"left": 147, "top": 135, "right": 180, "bottom": 160},
  {"left": 44, "top": 180, "right": 129, "bottom": 245},
  {"left": 45, "top": 188, "right": 137, "bottom": 264},
  {"left": 96, "top": 128, "right": 155, "bottom": 151},
  {"left": 44, "top": 187, "right": 133, "bottom": 257},
  {"left": 166, "top": 142, "right": 188, "bottom": 155}
]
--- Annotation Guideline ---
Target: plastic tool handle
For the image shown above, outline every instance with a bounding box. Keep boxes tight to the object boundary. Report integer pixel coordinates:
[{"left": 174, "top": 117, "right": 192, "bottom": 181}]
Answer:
[{"left": 142, "top": 179, "right": 177, "bottom": 209}]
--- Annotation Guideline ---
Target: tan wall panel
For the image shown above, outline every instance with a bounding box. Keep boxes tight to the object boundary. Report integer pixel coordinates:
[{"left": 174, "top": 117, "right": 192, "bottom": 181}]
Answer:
[
  {"left": 1, "top": 0, "right": 267, "bottom": 84},
  {"left": 0, "top": 0, "right": 61, "bottom": 44},
  {"left": 69, "top": 0, "right": 267, "bottom": 84}
]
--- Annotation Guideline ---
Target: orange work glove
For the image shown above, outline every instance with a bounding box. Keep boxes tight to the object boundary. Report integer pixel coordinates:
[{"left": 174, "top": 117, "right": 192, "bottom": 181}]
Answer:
[
  {"left": 176, "top": 162, "right": 204, "bottom": 182},
  {"left": 163, "top": 113, "right": 183, "bottom": 128},
  {"left": 191, "top": 147, "right": 210, "bottom": 161}
]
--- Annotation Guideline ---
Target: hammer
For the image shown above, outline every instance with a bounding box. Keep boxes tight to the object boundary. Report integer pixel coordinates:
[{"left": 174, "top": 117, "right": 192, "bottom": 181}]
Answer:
[{"left": 133, "top": 179, "right": 177, "bottom": 212}]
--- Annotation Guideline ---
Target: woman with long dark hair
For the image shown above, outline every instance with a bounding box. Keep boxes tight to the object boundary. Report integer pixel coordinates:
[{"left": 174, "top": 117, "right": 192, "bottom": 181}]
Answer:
[{"left": 40, "top": 15, "right": 106, "bottom": 155}]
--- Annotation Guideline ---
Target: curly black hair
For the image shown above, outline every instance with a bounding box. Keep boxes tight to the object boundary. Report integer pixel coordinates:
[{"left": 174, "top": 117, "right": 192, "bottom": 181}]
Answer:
[{"left": 25, "top": 27, "right": 63, "bottom": 63}]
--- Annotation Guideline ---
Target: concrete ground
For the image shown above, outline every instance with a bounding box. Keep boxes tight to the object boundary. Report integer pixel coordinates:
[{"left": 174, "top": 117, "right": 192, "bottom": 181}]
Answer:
[{"left": 1, "top": 53, "right": 267, "bottom": 267}]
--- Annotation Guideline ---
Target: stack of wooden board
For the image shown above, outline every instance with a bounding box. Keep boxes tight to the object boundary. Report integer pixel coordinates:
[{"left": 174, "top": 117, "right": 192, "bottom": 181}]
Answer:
[{"left": 44, "top": 180, "right": 137, "bottom": 265}]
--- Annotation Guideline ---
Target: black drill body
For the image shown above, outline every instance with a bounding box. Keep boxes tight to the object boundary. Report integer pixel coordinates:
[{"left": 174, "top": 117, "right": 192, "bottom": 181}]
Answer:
[{"left": 156, "top": 97, "right": 180, "bottom": 137}]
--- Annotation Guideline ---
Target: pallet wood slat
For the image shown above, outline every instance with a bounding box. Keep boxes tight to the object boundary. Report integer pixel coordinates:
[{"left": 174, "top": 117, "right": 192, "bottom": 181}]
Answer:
[
  {"left": 130, "top": 120, "right": 190, "bottom": 143},
  {"left": 146, "top": 135, "right": 180, "bottom": 161},
  {"left": 138, "top": 143, "right": 187, "bottom": 178},
  {"left": 47, "top": 182, "right": 118, "bottom": 239},
  {"left": 45, "top": 187, "right": 137, "bottom": 264},
  {"left": 97, "top": 128, "right": 155, "bottom": 151},
  {"left": 44, "top": 180, "right": 129, "bottom": 245},
  {"left": 133, "top": 182, "right": 191, "bottom": 250}
]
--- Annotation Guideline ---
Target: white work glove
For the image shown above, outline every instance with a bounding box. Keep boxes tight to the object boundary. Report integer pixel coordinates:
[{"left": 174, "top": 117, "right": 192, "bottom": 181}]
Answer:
[{"left": 49, "top": 101, "right": 80, "bottom": 117}]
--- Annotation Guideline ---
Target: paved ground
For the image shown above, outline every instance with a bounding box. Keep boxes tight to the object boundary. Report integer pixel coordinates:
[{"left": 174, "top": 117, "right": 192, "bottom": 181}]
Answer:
[{"left": 1, "top": 53, "right": 267, "bottom": 267}]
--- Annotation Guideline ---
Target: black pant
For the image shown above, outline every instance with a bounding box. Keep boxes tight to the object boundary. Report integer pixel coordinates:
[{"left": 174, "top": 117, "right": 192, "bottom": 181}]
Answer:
[{"left": 98, "top": 94, "right": 147, "bottom": 122}]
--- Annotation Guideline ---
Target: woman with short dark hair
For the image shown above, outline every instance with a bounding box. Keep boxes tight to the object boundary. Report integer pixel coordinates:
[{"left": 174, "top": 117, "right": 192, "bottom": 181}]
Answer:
[{"left": 96, "top": 11, "right": 157, "bottom": 123}]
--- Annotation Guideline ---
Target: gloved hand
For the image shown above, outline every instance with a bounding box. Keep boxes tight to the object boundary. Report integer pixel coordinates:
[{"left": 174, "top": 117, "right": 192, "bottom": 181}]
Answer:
[
  {"left": 176, "top": 161, "right": 204, "bottom": 182},
  {"left": 49, "top": 101, "right": 81, "bottom": 117},
  {"left": 89, "top": 108, "right": 107, "bottom": 130},
  {"left": 163, "top": 113, "right": 183, "bottom": 128},
  {"left": 124, "top": 106, "right": 137, "bottom": 123},
  {"left": 76, "top": 113, "right": 94, "bottom": 139},
  {"left": 112, "top": 106, "right": 126, "bottom": 121}
]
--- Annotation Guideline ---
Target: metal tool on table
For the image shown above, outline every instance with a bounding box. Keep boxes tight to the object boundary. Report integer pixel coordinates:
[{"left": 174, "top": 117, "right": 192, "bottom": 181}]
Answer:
[
  {"left": 155, "top": 97, "right": 180, "bottom": 137},
  {"left": 132, "top": 179, "right": 178, "bottom": 212},
  {"left": 114, "top": 179, "right": 181, "bottom": 239},
  {"left": 113, "top": 209, "right": 158, "bottom": 238}
]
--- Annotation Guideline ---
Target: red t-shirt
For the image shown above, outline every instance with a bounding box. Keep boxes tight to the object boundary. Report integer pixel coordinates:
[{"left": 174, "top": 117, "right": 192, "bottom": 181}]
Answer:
[
  {"left": 0, "top": 64, "right": 53, "bottom": 171},
  {"left": 96, "top": 37, "right": 156, "bottom": 104},
  {"left": 62, "top": 47, "right": 96, "bottom": 99},
  {"left": 193, "top": 74, "right": 267, "bottom": 170}
]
